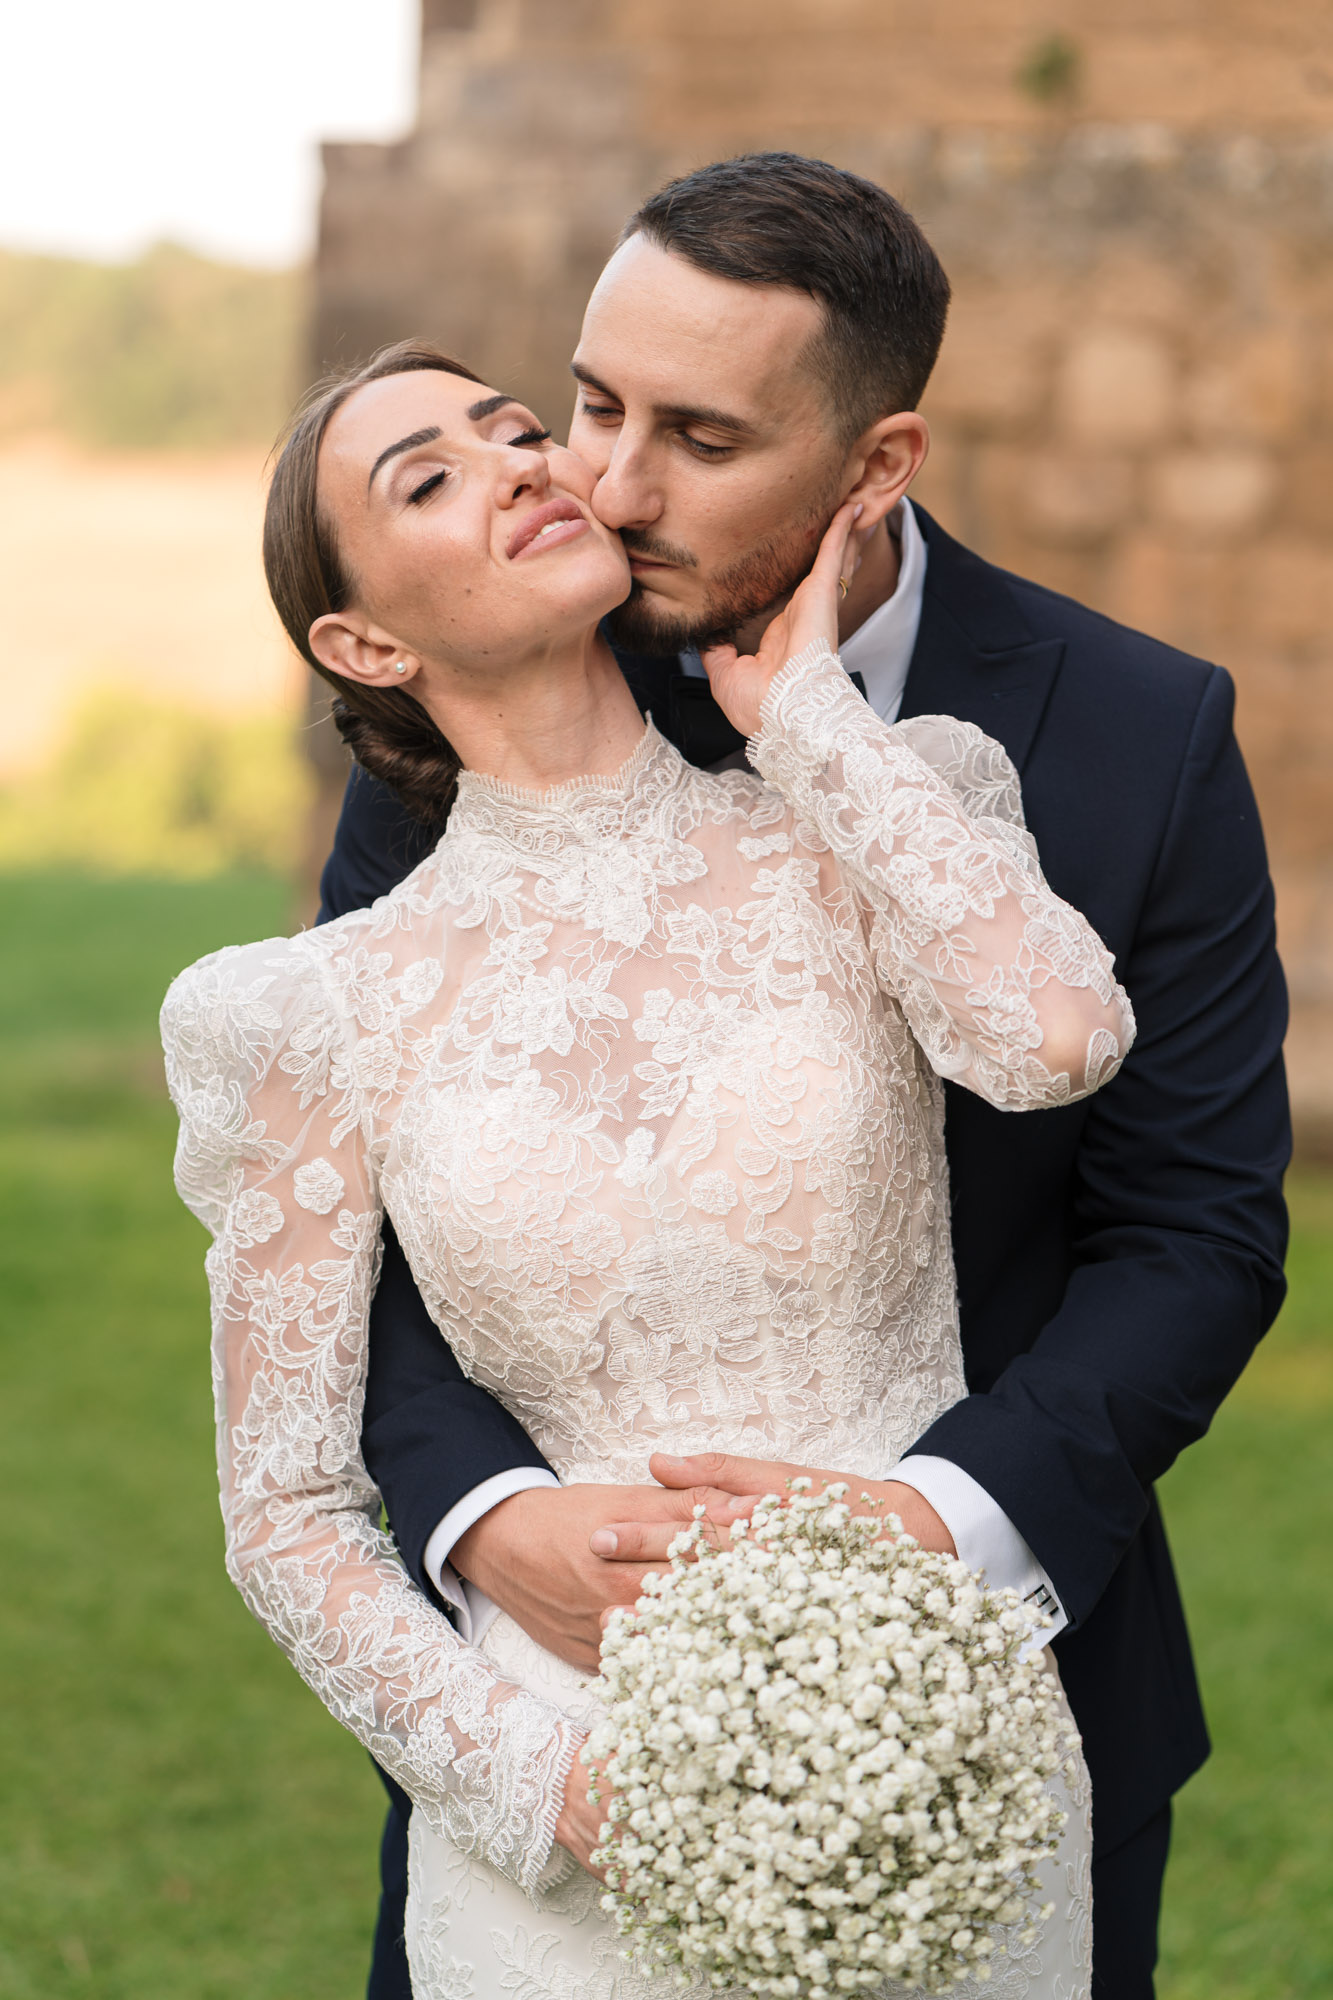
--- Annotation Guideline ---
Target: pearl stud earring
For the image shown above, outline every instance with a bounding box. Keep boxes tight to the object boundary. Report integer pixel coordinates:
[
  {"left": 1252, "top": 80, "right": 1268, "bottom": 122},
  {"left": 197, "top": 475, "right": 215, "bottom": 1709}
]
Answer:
[{"left": 393, "top": 660, "right": 407, "bottom": 676}]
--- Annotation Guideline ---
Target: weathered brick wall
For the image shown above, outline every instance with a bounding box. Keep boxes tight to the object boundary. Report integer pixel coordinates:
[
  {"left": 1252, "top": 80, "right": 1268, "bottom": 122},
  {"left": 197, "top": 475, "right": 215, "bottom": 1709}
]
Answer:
[
  {"left": 901, "top": 132, "right": 1333, "bottom": 1136},
  {"left": 311, "top": 0, "right": 1333, "bottom": 1134}
]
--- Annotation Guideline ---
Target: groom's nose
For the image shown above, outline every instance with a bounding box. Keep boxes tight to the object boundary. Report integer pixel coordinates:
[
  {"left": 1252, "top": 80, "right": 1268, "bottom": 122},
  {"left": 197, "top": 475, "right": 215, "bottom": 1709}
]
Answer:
[{"left": 590, "top": 433, "right": 664, "bottom": 533}]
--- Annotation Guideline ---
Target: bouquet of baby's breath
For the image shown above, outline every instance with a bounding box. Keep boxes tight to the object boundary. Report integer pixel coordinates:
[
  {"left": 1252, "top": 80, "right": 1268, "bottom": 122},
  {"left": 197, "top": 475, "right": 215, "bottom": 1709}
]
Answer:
[{"left": 586, "top": 1483, "right": 1068, "bottom": 1998}]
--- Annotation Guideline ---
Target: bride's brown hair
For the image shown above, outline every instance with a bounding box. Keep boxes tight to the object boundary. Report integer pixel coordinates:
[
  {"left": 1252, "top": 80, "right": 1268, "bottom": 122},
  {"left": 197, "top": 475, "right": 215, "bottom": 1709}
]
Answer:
[{"left": 263, "top": 339, "right": 485, "bottom": 825}]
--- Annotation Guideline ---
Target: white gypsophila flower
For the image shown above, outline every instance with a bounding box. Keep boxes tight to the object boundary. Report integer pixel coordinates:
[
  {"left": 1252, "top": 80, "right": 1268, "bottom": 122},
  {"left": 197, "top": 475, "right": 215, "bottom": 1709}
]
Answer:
[{"left": 585, "top": 1485, "right": 1068, "bottom": 1999}]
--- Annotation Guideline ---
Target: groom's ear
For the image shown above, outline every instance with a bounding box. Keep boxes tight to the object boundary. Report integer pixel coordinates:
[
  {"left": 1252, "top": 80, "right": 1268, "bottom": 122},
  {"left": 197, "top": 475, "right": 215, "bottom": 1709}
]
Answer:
[{"left": 840, "top": 412, "right": 930, "bottom": 529}]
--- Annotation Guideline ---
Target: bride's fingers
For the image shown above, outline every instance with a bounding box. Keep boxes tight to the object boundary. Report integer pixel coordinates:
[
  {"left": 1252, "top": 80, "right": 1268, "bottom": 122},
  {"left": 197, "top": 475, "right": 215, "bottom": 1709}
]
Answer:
[
  {"left": 590, "top": 1495, "right": 762, "bottom": 1562},
  {"left": 812, "top": 498, "right": 864, "bottom": 597},
  {"left": 593, "top": 1521, "right": 710, "bottom": 1562},
  {"left": 768, "top": 500, "right": 865, "bottom": 663}
]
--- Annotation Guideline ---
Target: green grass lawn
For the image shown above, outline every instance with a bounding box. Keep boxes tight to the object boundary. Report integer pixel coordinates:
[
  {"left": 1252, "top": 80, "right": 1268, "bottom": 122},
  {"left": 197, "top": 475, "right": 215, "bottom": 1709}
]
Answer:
[
  {"left": 0, "top": 875, "right": 383, "bottom": 2000},
  {"left": 1, "top": 871, "right": 1329, "bottom": 1998}
]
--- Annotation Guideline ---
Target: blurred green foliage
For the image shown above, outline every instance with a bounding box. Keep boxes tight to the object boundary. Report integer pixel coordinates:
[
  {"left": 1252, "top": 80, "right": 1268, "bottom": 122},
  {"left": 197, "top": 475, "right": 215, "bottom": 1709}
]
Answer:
[
  {"left": 1016, "top": 32, "right": 1081, "bottom": 105},
  {"left": 0, "top": 872, "right": 1328, "bottom": 1998},
  {"left": 0, "top": 243, "right": 303, "bottom": 450},
  {"left": 0, "top": 689, "right": 313, "bottom": 878}
]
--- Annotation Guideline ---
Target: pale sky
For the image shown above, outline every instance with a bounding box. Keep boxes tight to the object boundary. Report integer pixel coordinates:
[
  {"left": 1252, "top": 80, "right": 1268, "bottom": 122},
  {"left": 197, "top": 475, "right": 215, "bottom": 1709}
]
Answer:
[{"left": 0, "top": 0, "right": 419, "bottom": 267}]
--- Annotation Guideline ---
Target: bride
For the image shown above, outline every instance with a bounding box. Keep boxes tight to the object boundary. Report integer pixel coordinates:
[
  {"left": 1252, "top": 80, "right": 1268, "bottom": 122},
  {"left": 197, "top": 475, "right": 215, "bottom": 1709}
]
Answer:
[{"left": 163, "top": 341, "right": 1131, "bottom": 1997}]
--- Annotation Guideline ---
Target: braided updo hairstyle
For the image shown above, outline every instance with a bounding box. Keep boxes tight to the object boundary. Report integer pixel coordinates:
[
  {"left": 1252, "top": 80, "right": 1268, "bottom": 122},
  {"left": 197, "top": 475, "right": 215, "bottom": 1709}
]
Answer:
[{"left": 263, "top": 339, "right": 485, "bottom": 824}]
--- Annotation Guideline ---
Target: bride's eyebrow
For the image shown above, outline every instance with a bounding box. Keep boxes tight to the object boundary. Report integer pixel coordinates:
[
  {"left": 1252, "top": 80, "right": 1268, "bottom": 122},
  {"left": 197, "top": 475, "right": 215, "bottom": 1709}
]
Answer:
[
  {"left": 367, "top": 399, "right": 530, "bottom": 493},
  {"left": 367, "top": 426, "right": 444, "bottom": 492}
]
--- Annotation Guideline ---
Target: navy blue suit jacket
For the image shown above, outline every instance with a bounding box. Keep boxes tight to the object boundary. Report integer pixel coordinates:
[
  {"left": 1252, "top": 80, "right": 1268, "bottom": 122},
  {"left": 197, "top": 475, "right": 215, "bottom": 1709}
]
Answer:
[{"left": 319, "top": 507, "right": 1290, "bottom": 1855}]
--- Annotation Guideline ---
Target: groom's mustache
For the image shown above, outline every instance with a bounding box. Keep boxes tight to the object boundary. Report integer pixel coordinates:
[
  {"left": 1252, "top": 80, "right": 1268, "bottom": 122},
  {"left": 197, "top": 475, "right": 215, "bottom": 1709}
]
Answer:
[{"left": 620, "top": 528, "right": 699, "bottom": 569}]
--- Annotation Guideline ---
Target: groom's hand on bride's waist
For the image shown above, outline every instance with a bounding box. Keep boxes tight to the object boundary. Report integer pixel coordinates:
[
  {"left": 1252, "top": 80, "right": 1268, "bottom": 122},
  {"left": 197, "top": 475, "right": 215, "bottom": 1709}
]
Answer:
[
  {"left": 585, "top": 1451, "right": 958, "bottom": 1563},
  {"left": 450, "top": 1480, "right": 749, "bottom": 1673}
]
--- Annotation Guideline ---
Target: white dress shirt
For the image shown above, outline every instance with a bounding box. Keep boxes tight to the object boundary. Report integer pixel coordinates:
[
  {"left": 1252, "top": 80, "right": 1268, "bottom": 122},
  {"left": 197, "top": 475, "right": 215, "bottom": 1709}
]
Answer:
[{"left": 424, "top": 498, "right": 1065, "bottom": 1648}]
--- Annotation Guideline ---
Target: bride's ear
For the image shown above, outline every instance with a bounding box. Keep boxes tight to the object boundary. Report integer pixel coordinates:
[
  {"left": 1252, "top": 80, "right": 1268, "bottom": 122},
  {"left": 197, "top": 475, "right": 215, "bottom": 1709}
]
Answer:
[
  {"left": 840, "top": 412, "right": 931, "bottom": 531},
  {"left": 308, "top": 612, "right": 420, "bottom": 688}
]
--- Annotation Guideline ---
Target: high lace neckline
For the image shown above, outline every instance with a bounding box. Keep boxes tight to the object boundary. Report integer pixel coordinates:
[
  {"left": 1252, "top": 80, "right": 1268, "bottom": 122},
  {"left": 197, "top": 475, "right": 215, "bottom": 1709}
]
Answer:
[{"left": 448, "top": 720, "right": 690, "bottom": 843}]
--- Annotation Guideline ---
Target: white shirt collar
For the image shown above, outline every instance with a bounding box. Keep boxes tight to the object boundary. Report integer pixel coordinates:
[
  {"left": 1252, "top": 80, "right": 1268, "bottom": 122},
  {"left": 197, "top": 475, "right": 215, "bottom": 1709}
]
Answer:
[
  {"left": 836, "top": 495, "right": 927, "bottom": 722},
  {"left": 678, "top": 496, "right": 927, "bottom": 723}
]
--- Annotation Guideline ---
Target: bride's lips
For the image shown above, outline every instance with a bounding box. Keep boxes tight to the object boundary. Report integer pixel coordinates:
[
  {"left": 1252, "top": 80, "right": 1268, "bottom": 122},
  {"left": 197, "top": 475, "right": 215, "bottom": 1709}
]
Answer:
[{"left": 507, "top": 497, "right": 589, "bottom": 561}]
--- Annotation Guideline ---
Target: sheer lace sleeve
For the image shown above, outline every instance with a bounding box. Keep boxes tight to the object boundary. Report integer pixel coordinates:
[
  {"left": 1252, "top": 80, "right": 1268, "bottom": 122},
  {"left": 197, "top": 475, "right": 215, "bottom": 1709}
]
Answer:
[
  {"left": 160, "top": 937, "right": 581, "bottom": 1895},
  {"left": 750, "top": 643, "right": 1135, "bottom": 1108}
]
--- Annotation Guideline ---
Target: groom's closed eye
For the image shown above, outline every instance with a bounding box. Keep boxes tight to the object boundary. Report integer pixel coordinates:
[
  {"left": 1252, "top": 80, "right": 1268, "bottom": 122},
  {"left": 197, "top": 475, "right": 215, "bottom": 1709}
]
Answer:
[
  {"left": 676, "top": 433, "right": 734, "bottom": 461},
  {"left": 577, "top": 395, "right": 623, "bottom": 428},
  {"left": 578, "top": 397, "right": 741, "bottom": 463}
]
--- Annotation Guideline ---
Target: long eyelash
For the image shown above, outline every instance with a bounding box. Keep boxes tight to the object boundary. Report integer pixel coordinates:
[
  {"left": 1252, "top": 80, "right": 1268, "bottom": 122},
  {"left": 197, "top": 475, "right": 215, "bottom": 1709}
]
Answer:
[
  {"left": 407, "top": 427, "right": 548, "bottom": 502},
  {"left": 408, "top": 470, "right": 447, "bottom": 505},
  {"left": 684, "top": 436, "right": 730, "bottom": 459}
]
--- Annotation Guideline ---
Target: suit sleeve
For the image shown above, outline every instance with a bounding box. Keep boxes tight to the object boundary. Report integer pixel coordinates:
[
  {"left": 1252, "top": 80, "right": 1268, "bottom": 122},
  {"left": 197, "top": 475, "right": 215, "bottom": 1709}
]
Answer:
[
  {"left": 317, "top": 764, "right": 443, "bottom": 922},
  {"left": 911, "top": 665, "right": 1290, "bottom": 1627},
  {"left": 362, "top": 1220, "right": 554, "bottom": 1597},
  {"left": 318, "top": 763, "right": 557, "bottom": 1592}
]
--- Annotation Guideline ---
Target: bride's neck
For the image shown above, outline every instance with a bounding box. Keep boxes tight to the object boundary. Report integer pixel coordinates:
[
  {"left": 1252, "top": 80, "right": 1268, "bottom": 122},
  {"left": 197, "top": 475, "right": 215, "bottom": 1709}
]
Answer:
[{"left": 416, "top": 628, "right": 646, "bottom": 791}]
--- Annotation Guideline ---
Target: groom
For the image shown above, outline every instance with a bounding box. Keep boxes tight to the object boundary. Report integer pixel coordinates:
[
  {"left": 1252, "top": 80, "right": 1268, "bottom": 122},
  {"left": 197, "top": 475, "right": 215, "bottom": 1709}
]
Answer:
[{"left": 318, "top": 154, "right": 1289, "bottom": 1998}]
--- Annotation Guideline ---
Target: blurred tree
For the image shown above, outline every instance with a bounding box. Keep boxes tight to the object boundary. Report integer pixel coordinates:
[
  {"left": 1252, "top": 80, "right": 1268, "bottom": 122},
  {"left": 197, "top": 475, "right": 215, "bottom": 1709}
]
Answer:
[
  {"left": 0, "top": 243, "right": 304, "bottom": 450},
  {"left": 0, "top": 688, "right": 312, "bottom": 876}
]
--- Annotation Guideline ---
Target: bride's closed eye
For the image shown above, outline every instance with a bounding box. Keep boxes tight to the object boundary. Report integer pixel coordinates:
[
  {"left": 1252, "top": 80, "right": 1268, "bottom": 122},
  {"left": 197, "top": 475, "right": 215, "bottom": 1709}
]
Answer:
[
  {"left": 408, "top": 468, "right": 448, "bottom": 505},
  {"left": 407, "top": 423, "right": 552, "bottom": 504}
]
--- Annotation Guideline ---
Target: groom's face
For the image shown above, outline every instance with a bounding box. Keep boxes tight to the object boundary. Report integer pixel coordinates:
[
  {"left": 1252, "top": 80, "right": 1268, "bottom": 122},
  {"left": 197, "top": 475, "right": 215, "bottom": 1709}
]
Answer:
[{"left": 569, "top": 236, "right": 850, "bottom": 653}]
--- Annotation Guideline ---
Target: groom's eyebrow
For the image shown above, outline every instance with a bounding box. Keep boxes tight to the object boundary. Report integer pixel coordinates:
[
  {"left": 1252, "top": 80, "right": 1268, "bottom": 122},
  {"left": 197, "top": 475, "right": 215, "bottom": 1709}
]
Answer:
[
  {"left": 466, "top": 393, "right": 523, "bottom": 422},
  {"left": 571, "top": 362, "right": 757, "bottom": 439}
]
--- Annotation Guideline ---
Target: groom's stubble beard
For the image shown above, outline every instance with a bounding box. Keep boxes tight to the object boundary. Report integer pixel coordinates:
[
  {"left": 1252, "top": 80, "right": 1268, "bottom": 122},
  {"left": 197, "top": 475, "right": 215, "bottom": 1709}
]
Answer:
[{"left": 605, "top": 483, "right": 842, "bottom": 656}]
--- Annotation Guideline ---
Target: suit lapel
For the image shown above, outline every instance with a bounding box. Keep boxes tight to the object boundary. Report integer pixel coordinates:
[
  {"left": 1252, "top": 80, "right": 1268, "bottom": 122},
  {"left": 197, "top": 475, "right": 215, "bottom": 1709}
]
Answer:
[{"left": 899, "top": 509, "right": 1063, "bottom": 774}]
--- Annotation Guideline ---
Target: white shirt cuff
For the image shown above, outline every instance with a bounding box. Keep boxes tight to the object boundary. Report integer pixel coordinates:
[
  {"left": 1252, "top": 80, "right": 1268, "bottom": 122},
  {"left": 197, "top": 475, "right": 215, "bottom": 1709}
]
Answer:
[
  {"left": 423, "top": 1468, "right": 560, "bottom": 1646},
  {"left": 893, "top": 1454, "right": 1067, "bottom": 1649}
]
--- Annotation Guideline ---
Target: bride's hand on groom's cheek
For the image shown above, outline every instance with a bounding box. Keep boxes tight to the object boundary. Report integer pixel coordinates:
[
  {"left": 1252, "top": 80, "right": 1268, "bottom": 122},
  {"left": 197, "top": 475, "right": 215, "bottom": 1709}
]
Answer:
[{"left": 699, "top": 500, "right": 862, "bottom": 737}]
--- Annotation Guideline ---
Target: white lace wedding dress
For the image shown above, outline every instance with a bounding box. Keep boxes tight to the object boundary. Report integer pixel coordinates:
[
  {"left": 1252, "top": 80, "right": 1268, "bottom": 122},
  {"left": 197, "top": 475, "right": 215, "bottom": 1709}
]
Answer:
[{"left": 163, "top": 645, "right": 1131, "bottom": 1999}]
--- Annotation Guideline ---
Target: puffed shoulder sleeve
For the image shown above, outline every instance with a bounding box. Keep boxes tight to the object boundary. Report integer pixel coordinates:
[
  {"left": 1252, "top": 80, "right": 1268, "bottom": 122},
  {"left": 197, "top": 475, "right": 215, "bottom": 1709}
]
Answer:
[
  {"left": 160, "top": 936, "right": 581, "bottom": 1895},
  {"left": 749, "top": 643, "right": 1135, "bottom": 1109}
]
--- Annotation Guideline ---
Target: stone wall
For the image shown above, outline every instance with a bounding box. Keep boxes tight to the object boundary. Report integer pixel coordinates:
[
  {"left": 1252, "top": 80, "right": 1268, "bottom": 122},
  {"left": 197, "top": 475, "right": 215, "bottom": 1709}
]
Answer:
[
  {"left": 903, "top": 132, "right": 1333, "bottom": 1138},
  {"left": 310, "top": 0, "right": 1333, "bottom": 1137}
]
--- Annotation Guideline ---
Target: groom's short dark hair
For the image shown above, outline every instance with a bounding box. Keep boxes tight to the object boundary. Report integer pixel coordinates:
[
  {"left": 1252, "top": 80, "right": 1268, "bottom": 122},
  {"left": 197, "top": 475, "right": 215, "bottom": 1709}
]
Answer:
[{"left": 623, "top": 152, "right": 950, "bottom": 445}]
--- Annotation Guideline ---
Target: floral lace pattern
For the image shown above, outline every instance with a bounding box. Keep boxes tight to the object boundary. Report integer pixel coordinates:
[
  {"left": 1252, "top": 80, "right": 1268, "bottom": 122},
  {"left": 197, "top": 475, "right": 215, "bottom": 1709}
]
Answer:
[{"left": 163, "top": 644, "right": 1128, "bottom": 1967}]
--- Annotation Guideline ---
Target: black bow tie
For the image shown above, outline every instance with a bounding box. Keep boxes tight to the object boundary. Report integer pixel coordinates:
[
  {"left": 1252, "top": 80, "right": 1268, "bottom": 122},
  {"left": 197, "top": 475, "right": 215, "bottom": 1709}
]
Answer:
[{"left": 613, "top": 646, "right": 872, "bottom": 771}]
